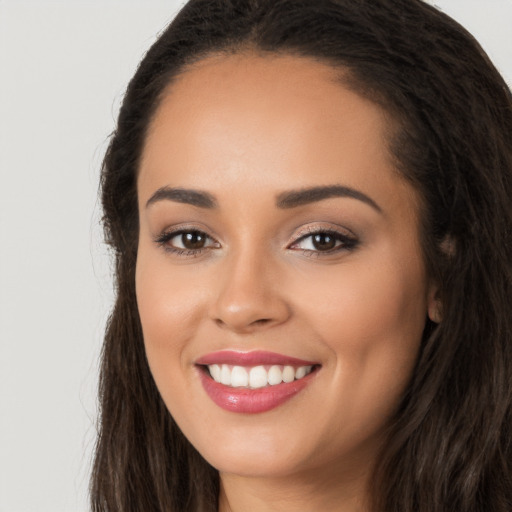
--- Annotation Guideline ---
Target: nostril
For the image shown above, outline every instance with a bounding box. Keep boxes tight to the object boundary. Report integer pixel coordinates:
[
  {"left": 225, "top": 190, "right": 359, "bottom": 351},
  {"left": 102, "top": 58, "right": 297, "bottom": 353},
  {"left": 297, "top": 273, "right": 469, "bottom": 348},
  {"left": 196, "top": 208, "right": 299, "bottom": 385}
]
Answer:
[
  {"left": 252, "top": 318, "right": 271, "bottom": 326},
  {"left": 214, "top": 316, "right": 272, "bottom": 330}
]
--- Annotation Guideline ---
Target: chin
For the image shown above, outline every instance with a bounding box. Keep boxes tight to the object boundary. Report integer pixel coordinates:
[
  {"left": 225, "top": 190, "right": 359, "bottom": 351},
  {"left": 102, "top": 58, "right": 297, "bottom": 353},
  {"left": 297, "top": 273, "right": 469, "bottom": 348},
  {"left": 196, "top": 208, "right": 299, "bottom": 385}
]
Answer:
[
  {"left": 204, "top": 446, "right": 306, "bottom": 478},
  {"left": 185, "top": 421, "right": 314, "bottom": 478}
]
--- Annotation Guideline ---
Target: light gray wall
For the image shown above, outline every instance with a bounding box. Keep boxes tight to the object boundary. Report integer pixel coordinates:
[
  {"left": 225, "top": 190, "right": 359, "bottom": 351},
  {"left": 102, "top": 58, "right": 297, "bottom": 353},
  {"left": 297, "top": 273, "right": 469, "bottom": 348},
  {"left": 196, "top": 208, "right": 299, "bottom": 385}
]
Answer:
[{"left": 0, "top": 1, "right": 510, "bottom": 511}]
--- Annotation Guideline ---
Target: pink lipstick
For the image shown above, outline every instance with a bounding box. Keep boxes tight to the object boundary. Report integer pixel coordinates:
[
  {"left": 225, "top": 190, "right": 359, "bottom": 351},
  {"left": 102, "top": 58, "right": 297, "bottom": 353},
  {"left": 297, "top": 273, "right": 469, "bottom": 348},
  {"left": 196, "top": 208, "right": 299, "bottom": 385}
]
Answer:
[{"left": 196, "top": 350, "right": 319, "bottom": 413}]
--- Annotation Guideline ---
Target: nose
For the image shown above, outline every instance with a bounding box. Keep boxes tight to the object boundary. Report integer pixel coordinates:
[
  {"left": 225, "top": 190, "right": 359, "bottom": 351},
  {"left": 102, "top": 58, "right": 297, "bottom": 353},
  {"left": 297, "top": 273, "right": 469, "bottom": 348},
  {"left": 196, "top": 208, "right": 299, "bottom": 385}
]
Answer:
[{"left": 209, "top": 248, "right": 291, "bottom": 333}]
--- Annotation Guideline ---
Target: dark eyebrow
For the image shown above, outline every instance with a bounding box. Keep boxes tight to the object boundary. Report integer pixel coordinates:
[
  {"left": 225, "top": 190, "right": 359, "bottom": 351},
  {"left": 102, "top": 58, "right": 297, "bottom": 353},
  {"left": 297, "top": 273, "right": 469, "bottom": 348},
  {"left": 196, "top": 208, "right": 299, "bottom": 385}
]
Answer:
[
  {"left": 146, "top": 187, "right": 218, "bottom": 209},
  {"left": 276, "top": 185, "right": 381, "bottom": 212}
]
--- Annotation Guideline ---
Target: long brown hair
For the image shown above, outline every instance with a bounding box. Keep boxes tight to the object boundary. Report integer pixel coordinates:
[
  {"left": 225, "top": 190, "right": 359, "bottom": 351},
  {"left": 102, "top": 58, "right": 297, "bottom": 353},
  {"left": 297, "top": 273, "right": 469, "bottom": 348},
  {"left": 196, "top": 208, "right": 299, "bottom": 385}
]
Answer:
[{"left": 91, "top": 1, "right": 512, "bottom": 510}]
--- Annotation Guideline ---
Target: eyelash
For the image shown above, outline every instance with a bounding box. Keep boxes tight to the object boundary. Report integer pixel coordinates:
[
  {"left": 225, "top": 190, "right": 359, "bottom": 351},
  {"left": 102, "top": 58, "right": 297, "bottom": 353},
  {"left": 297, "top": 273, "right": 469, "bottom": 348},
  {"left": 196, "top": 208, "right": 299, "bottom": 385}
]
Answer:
[
  {"left": 154, "top": 228, "right": 219, "bottom": 258},
  {"left": 290, "top": 226, "right": 359, "bottom": 257},
  {"left": 154, "top": 226, "right": 359, "bottom": 258}
]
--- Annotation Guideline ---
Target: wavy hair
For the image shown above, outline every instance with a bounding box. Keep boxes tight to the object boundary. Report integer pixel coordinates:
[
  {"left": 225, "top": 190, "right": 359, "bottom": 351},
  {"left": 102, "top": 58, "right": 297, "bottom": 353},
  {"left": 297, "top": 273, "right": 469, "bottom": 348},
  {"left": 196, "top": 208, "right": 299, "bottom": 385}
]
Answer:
[{"left": 91, "top": 1, "right": 512, "bottom": 510}]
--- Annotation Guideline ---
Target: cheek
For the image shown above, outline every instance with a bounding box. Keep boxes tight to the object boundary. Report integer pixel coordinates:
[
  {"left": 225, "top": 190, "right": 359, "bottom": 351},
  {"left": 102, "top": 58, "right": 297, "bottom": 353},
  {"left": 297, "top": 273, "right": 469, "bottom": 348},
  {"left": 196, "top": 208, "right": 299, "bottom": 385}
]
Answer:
[
  {"left": 135, "top": 249, "right": 205, "bottom": 371},
  {"left": 295, "top": 256, "right": 428, "bottom": 447},
  {"left": 322, "top": 268, "right": 426, "bottom": 348},
  {"left": 296, "top": 252, "right": 428, "bottom": 399},
  {"left": 302, "top": 241, "right": 428, "bottom": 339}
]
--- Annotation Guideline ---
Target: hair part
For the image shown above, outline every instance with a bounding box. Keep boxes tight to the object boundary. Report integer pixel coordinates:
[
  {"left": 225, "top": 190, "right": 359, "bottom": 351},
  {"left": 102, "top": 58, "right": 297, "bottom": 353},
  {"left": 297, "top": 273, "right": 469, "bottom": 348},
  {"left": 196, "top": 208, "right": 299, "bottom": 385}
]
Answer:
[{"left": 92, "top": 1, "right": 512, "bottom": 511}]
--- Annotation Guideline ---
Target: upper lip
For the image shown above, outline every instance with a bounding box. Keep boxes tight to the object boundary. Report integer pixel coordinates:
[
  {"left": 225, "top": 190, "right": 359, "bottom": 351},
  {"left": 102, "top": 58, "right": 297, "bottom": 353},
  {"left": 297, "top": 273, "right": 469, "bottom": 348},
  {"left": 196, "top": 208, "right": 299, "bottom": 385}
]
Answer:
[{"left": 195, "top": 350, "right": 318, "bottom": 367}]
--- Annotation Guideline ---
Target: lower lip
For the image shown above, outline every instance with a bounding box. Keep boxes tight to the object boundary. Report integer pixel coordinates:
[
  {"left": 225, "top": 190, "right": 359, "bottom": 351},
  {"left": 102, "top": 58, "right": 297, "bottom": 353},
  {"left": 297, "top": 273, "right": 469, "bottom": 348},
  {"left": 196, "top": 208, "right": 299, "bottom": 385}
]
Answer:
[{"left": 197, "top": 368, "right": 317, "bottom": 413}]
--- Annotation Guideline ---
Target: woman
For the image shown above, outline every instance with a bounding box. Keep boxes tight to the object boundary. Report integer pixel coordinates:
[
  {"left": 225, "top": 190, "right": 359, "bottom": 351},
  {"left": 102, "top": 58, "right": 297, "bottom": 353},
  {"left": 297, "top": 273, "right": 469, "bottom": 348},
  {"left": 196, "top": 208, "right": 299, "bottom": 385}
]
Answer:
[{"left": 91, "top": 0, "right": 512, "bottom": 510}]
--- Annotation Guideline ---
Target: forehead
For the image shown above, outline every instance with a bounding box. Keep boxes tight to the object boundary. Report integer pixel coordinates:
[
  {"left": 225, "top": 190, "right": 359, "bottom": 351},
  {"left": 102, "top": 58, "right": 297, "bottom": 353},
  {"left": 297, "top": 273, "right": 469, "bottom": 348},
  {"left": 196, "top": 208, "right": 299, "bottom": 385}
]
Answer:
[{"left": 138, "top": 53, "right": 416, "bottom": 219}]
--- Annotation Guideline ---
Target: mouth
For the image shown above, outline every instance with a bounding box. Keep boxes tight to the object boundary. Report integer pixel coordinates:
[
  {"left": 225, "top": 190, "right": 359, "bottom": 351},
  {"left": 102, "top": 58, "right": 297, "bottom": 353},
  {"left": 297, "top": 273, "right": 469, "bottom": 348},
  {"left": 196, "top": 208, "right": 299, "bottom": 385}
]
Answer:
[
  {"left": 195, "top": 350, "right": 320, "bottom": 413},
  {"left": 204, "top": 363, "right": 315, "bottom": 388}
]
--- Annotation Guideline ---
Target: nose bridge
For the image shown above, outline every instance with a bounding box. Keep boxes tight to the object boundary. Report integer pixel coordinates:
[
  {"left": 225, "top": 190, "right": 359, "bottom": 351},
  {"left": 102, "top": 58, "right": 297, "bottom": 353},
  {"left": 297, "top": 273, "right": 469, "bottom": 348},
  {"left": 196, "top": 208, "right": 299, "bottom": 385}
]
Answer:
[{"left": 210, "top": 240, "right": 289, "bottom": 332}]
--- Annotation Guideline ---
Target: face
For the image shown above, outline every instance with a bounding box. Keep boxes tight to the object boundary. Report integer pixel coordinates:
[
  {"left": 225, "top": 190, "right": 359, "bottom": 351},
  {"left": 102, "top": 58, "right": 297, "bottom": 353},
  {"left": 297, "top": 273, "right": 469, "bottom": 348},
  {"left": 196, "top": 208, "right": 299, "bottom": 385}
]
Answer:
[{"left": 136, "top": 54, "right": 437, "bottom": 482}]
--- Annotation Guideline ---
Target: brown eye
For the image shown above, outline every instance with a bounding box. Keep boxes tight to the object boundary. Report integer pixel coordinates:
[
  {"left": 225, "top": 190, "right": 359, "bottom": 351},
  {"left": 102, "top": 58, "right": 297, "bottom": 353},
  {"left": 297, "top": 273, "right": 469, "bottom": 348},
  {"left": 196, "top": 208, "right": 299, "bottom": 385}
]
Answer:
[
  {"left": 156, "top": 228, "right": 219, "bottom": 255},
  {"left": 311, "top": 233, "right": 336, "bottom": 251},
  {"left": 290, "top": 229, "right": 359, "bottom": 256},
  {"left": 181, "top": 231, "right": 207, "bottom": 249}
]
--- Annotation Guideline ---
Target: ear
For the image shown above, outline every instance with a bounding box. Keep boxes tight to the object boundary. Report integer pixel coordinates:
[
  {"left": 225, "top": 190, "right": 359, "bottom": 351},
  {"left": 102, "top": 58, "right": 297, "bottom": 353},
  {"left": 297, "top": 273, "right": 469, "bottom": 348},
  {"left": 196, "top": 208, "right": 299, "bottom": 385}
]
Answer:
[
  {"left": 427, "top": 282, "right": 442, "bottom": 323},
  {"left": 427, "top": 235, "right": 453, "bottom": 323}
]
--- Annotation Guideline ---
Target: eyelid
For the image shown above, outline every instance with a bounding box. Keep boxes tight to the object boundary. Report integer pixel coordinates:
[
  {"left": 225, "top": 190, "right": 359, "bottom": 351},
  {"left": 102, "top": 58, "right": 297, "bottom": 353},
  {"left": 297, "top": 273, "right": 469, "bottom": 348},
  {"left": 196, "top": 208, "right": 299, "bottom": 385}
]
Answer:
[
  {"left": 291, "top": 223, "right": 357, "bottom": 240},
  {"left": 153, "top": 222, "right": 220, "bottom": 242},
  {"left": 153, "top": 222, "right": 358, "bottom": 258},
  {"left": 287, "top": 224, "right": 359, "bottom": 255},
  {"left": 153, "top": 224, "right": 221, "bottom": 256}
]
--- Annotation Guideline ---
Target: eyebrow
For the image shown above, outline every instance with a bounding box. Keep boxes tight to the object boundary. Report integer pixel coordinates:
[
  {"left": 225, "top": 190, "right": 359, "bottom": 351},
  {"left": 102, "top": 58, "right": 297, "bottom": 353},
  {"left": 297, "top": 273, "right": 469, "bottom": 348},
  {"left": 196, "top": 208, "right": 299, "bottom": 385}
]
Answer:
[
  {"left": 146, "top": 187, "right": 218, "bottom": 209},
  {"left": 276, "top": 185, "right": 381, "bottom": 212},
  {"left": 145, "top": 184, "right": 381, "bottom": 212}
]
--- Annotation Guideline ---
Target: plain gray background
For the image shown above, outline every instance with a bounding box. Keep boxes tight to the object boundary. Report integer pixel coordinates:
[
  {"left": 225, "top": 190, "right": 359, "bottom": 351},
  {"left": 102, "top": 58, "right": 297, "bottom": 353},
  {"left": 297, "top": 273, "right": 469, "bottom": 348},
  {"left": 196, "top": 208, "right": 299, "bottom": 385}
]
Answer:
[{"left": 0, "top": 1, "right": 511, "bottom": 511}]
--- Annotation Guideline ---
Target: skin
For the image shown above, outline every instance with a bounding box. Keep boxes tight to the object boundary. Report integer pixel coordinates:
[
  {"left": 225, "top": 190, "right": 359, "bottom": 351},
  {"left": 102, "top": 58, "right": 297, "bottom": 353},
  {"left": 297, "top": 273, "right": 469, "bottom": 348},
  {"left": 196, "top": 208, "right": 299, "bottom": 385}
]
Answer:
[{"left": 136, "top": 54, "right": 439, "bottom": 512}]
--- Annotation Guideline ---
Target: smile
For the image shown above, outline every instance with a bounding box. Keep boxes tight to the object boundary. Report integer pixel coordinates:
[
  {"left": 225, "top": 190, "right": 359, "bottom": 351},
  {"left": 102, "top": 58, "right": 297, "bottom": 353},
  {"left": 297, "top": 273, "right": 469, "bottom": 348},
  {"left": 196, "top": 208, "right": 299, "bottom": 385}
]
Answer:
[
  {"left": 195, "top": 351, "right": 320, "bottom": 413},
  {"left": 207, "top": 364, "right": 314, "bottom": 388}
]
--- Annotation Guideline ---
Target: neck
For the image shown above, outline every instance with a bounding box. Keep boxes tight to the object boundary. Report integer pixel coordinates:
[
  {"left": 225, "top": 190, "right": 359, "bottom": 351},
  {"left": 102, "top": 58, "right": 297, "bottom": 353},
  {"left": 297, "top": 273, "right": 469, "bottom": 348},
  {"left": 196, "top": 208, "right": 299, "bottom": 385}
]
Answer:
[{"left": 218, "top": 463, "right": 371, "bottom": 512}]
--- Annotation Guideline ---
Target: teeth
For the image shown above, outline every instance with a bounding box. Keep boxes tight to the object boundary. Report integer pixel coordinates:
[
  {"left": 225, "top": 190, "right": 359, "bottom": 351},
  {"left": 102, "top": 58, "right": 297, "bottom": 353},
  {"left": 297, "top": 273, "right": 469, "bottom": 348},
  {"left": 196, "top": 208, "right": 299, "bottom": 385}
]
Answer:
[
  {"left": 209, "top": 364, "right": 221, "bottom": 382},
  {"left": 267, "top": 365, "right": 282, "bottom": 385},
  {"left": 220, "top": 364, "right": 231, "bottom": 385},
  {"left": 249, "top": 366, "right": 267, "bottom": 388},
  {"left": 231, "top": 366, "right": 249, "bottom": 387},
  {"left": 207, "top": 363, "right": 313, "bottom": 388},
  {"left": 282, "top": 365, "right": 295, "bottom": 383},
  {"left": 295, "top": 366, "right": 307, "bottom": 379}
]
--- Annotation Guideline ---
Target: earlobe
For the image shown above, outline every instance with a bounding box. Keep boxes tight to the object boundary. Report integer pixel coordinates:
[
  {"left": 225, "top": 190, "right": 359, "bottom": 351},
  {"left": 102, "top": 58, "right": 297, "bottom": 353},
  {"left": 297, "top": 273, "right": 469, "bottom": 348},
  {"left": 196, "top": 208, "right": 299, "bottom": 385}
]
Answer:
[
  {"left": 427, "top": 285, "right": 442, "bottom": 323},
  {"left": 428, "top": 300, "right": 442, "bottom": 323},
  {"left": 427, "top": 236, "right": 453, "bottom": 324}
]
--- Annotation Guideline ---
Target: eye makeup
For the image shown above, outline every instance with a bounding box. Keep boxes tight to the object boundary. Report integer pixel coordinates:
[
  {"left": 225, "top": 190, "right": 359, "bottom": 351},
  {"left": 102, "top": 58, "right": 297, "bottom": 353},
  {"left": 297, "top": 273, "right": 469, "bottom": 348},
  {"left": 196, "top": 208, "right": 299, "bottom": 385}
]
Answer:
[
  {"left": 153, "top": 222, "right": 360, "bottom": 259},
  {"left": 154, "top": 227, "right": 220, "bottom": 257},
  {"left": 287, "top": 223, "right": 359, "bottom": 257}
]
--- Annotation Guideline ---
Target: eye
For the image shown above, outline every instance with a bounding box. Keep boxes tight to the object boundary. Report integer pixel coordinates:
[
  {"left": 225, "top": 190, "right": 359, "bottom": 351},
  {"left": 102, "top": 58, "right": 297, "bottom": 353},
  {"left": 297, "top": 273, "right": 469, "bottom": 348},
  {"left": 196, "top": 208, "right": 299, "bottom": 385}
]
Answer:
[
  {"left": 173, "top": 231, "right": 209, "bottom": 250},
  {"left": 289, "top": 228, "right": 358, "bottom": 255},
  {"left": 155, "top": 228, "right": 220, "bottom": 255}
]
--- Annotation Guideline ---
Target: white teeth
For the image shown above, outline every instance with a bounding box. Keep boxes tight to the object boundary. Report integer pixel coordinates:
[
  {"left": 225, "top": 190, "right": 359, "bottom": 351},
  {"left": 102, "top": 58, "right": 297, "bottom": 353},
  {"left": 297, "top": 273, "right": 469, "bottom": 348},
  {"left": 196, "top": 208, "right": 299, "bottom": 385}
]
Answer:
[
  {"left": 207, "top": 363, "right": 314, "bottom": 388},
  {"left": 231, "top": 366, "right": 249, "bottom": 387},
  {"left": 210, "top": 364, "right": 221, "bottom": 383},
  {"left": 267, "top": 365, "right": 282, "bottom": 385},
  {"left": 282, "top": 365, "right": 295, "bottom": 383},
  {"left": 220, "top": 364, "right": 231, "bottom": 385},
  {"left": 249, "top": 366, "right": 268, "bottom": 388},
  {"left": 295, "top": 366, "right": 307, "bottom": 379}
]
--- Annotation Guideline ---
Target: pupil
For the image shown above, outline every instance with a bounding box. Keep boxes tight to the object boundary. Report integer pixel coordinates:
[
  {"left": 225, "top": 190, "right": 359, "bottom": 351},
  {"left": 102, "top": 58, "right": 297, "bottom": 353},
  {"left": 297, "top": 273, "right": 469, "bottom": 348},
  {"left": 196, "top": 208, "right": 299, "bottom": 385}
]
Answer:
[
  {"left": 182, "top": 232, "right": 205, "bottom": 249},
  {"left": 312, "top": 233, "right": 336, "bottom": 251}
]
